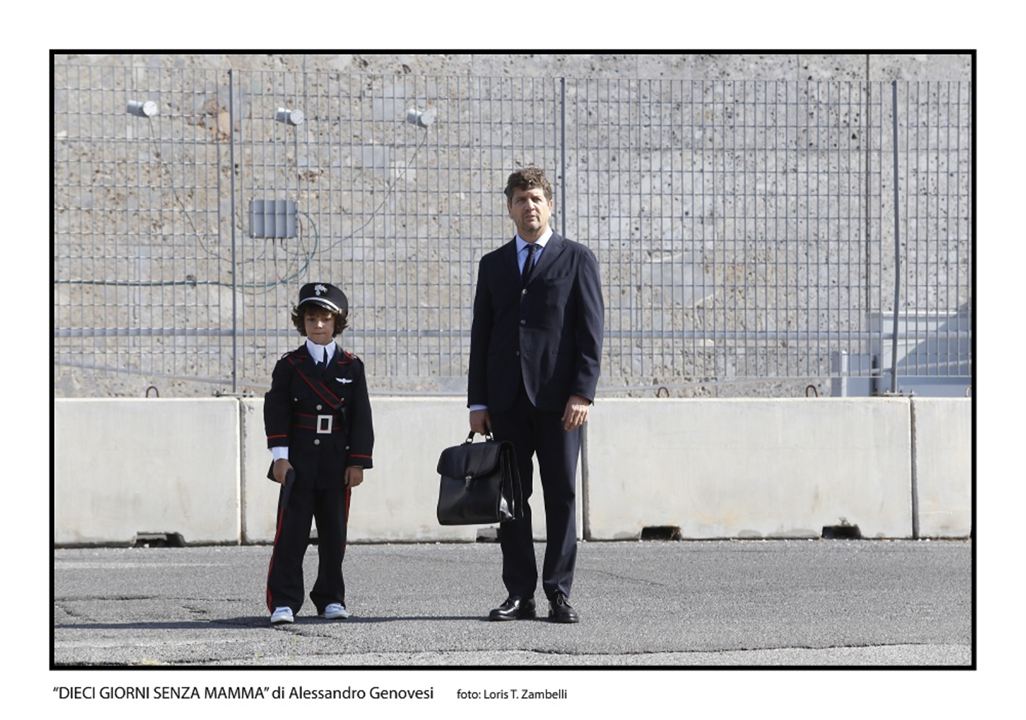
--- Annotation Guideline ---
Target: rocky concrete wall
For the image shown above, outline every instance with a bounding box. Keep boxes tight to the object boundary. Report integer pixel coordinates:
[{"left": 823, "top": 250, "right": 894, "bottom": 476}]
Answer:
[{"left": 53, "top": 54, "right": 971, "bottom": 399}]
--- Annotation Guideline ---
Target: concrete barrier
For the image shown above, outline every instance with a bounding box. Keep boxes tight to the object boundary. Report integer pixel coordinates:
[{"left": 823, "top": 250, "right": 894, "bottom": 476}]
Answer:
[
  {"left": 912, "top": 398, "right": 972, "bottom": 537},
  {"left": 54, "top": 399, "right": 241, "bottom": 545},
  {"left": 585, "top": 399, "right": 914, "bottom": 539},
  {"left": 242, "top": 398, "right": 580, "bottom": 543},
  {"left": 54, "top": 397, "right": 970, "bottom": 544},
  {"left": 239, "top": 398, "right": 272, "bottom": 544},
  {"left": 242, "top": 398, "right": 480, "bottom": 542}
]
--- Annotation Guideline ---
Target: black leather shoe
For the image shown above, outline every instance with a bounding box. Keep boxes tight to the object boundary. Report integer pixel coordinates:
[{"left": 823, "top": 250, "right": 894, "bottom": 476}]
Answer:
[
  {"left": 488, "top": 596, "right": 536, "bottom": 621},
  {"left": 547, "top": 593, "right": 579, "bottom": 623}
]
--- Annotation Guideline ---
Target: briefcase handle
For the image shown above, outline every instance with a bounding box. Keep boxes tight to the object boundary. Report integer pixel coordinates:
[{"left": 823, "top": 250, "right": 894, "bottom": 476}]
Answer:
[{"left": 465, "top": 430, "right": 494, "bottom": 443}]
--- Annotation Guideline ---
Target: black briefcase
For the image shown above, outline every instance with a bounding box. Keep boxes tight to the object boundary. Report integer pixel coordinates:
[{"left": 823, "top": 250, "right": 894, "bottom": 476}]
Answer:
[{"left": 436, "top": 432, "right": 523, "bottom": 525}]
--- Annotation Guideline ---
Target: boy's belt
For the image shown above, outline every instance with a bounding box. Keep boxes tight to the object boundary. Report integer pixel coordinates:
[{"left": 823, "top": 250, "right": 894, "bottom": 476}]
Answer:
[{"left": 293, "top": 411, "right": 345, "bottom": 434}]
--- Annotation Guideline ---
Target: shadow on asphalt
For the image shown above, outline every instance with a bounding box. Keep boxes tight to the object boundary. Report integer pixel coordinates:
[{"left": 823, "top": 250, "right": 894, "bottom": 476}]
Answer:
[{"left": 54, "top": 615, "right": 486, "bottom": 630}]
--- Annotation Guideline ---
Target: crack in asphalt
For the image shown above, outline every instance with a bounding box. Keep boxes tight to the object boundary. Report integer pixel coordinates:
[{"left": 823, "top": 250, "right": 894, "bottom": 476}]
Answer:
[
  {"left": 57, "top": 595, "right": 164, "bottom": 602},
  {"left": 588, "top": 569, "right": 676, "bottom": 588},
  {"left": 55, "top": 602, "right": 89, "bottom": 621}
]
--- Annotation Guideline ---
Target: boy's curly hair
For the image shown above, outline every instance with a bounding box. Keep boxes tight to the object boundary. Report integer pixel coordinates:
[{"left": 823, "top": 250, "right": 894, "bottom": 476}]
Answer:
[{"left": 290, "top": 304, "right": 348, "bottom": 336}]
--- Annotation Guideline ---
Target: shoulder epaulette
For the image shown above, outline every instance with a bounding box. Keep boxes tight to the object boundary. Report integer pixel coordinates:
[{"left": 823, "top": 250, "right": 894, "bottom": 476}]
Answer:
[{"left": 280, "top": 346, "right": 306, "bottom": 363}]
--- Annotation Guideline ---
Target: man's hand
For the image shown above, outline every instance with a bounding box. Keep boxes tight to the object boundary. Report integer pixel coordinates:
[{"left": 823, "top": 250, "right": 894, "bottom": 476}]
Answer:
[
  {"left": 272, "top": 458, "right": 293, "bottom": 484},
  {"left": 345, "top": 466, "right": 364, "bottom": 488},
  {"left": 469, "top": 409, "right": 491, "bottom": 435},
  {"left": 562, "top": 395, "right": 591, "bottom": 431}
]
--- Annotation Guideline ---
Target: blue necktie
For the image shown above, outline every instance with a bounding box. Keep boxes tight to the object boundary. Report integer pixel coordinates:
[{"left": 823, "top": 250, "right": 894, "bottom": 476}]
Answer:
[{"left": 522, "top": 244, "right": 538, "bottom": 288}]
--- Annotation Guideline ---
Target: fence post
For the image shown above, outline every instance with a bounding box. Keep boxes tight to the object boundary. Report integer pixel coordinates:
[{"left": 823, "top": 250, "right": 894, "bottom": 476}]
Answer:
[
  {"left": 560, "top": 76, "right": 586, "bottom": 537},
  {"left": 864, "top": 77, "right": 874, "bottom": 357},
  {"left": 228, "top": 69, "right": 239, "bottom": 395},
  {"left": 890, "top": 80, "right": 902, "bottom": 395},
  {"left": 559, "top": 76, "right": 567, "bottom": 238}
]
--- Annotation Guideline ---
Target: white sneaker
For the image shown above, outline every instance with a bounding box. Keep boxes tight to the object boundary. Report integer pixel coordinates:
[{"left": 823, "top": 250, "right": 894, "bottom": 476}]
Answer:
[
  {"left": 322, "top": 602, "right": 350, "bottom": 620},
  {"left": 270, "top": 606, "right": 294, "bottom": 625}
]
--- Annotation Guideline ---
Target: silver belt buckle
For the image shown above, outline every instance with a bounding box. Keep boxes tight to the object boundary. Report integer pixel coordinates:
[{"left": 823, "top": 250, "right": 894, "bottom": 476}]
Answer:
[{"left": 316, "top": 414, "right": 333, "bottom": 434}]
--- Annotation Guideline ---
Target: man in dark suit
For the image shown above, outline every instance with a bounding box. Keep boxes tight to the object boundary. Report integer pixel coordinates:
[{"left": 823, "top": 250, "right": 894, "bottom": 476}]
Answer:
[{"left": 468, "top": 167, "right": 604, "bottom": 623}]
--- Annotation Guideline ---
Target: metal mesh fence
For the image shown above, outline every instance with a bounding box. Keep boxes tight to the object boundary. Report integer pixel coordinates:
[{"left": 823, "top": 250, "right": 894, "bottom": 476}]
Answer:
[
  {"left": 228, "top": 73, "right": 563, "bottom": 394},
  {"left": 53, "top": 66, "right": 972, "bottom": 397},
  {"left": 568, "top": 79, "right": 889, "bottom": 389},
  {"left": 891, "top": 81, "right": 972, "bottom": 386},
  {"left": 54, "top": 64, "right": 231, "bottom": 385}
]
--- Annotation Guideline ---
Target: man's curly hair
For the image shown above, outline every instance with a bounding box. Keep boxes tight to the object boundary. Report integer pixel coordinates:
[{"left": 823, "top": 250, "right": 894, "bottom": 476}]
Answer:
[{"left": 504, "top": 167, "right": 552, "bottom": 202}]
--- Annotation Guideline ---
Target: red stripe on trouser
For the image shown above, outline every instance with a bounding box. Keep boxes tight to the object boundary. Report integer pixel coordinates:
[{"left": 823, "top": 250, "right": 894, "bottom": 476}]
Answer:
[
  {"left": 265, "top": 496, "right": 288, "bottom": 612},
  {"left": 341, "top": 487, "right": 352, "bottom": 563}
]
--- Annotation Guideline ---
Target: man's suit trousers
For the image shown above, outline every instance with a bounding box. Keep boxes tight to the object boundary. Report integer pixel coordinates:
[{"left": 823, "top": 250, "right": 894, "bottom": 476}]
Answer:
[{"left": 489, "top": 383, "right": 580, "bottom": 601}]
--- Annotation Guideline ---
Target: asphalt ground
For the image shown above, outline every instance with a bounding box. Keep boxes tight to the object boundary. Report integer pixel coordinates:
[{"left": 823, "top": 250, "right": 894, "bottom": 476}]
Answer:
[{"left": 53, "top": 539, "right": 972, "bottom": 667}]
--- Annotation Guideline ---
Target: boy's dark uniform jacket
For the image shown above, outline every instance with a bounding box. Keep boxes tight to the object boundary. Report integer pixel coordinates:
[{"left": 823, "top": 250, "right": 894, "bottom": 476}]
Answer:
[
  {"left": 469, "top": 232, "right": 603, "bottom": 413},
  {"left": 264, "top": 345, "right": 374, "bottom": 486}
]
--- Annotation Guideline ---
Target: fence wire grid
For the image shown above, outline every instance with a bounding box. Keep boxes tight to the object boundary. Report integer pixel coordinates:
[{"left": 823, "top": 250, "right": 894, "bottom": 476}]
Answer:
[{"left": 53, "top": 66, "right": 972, "bottom": 397}]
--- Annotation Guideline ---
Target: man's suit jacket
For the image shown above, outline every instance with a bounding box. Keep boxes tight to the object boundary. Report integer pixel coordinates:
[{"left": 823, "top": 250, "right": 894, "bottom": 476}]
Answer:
[{"left": 468, "top": 232, "right": 604, "bottom": 414}]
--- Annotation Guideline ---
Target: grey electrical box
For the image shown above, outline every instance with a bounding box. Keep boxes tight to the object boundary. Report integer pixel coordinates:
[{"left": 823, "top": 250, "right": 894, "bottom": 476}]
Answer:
[{"left": 249, "top": 199, "right": 297, "bottom": 239}]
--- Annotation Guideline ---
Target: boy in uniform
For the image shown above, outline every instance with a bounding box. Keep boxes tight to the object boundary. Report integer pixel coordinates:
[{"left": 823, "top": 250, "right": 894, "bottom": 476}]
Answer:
[{"left": 264, "top": 282, "right": 374, "bottom": 625}]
